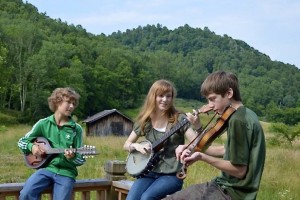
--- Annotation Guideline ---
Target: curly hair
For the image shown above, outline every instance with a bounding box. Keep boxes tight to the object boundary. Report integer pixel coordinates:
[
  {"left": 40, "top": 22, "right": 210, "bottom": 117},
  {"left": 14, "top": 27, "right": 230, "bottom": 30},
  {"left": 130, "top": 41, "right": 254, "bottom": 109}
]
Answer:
[{"left": 48, "top": 87, "right": 80, "bottom": 112}]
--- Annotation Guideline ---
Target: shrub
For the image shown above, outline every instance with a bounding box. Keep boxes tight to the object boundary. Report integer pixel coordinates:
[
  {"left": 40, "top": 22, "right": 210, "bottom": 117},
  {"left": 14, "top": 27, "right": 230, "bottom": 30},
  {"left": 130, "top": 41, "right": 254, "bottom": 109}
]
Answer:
[{"left": 0, "top": 112, "right": 18, "bottom": 125}]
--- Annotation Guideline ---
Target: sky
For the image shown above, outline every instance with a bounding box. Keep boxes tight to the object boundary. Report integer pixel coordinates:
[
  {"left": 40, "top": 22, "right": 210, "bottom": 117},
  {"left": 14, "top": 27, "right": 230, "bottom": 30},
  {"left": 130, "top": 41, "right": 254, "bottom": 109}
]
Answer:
[{"left": 23, "top": 0, "right": 300, "bottom": 69}]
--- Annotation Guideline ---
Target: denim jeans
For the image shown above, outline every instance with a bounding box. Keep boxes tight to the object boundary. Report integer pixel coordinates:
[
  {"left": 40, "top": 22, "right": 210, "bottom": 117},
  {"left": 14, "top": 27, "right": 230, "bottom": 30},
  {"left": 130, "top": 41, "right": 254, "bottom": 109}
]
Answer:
[
  {"left": 126, "top": 172, "right": 183, "bottom": 200},
  {"left": 19, "top": 168, "right": 75, "bottom": 200}
]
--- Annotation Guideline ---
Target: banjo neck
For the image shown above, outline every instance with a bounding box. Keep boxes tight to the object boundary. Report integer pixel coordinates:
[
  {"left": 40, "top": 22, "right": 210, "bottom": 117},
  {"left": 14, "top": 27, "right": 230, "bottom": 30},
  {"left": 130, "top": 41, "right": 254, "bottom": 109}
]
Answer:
[
  {"left": 126, "top": 117, "right": 190, "bottom": 178},
  {"left": 152, "top": 117, "right": 190, "bottom": 152}
]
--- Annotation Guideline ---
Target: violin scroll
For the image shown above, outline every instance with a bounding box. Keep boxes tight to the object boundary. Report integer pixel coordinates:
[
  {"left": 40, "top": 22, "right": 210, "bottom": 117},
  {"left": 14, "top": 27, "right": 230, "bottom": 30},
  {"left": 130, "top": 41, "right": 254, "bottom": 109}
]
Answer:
[
  {"left": 176, "top": 166, "right": 187, "bottom": 179},
  {"left": 196, "top": 105, "right": 213, "bottom": 115}
]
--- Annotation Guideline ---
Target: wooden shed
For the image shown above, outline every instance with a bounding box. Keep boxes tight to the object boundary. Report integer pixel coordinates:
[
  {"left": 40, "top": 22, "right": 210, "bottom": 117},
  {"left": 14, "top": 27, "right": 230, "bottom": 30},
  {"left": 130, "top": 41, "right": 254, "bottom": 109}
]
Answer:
[{"left": 83, "top": 109, "right": 133, "bottom": 136}]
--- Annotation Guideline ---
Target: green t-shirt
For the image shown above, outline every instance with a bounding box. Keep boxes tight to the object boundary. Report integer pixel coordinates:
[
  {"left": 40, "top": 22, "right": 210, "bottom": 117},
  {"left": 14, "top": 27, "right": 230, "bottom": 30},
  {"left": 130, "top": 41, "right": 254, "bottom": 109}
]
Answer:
[
  {"left": 214, "top": 106, "right": 266, "bottom": 200},
  {"left": 133, "top": 114, "right": 191, "bottom": 174}
]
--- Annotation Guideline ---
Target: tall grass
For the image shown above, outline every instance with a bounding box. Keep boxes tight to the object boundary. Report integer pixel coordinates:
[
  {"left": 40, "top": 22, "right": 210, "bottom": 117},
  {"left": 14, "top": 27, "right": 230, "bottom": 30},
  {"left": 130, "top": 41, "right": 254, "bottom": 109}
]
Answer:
[{"left": 1, "top": 121, "right": 300, "bottom": 199}]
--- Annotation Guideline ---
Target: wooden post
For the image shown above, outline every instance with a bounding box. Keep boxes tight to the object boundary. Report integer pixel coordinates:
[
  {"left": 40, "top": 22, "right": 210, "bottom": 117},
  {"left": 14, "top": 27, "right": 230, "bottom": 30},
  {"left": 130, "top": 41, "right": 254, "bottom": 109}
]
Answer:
[
  {"left": 104, "top": 160, "right": 127, "bottom": 181},
  {"left": 104, "top": 160, "right": 127, "bottom": 200}
]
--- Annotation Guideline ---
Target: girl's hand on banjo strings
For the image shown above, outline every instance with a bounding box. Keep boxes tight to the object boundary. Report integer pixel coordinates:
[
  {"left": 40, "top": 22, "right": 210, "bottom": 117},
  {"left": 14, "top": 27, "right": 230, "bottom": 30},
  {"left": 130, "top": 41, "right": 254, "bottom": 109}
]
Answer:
[{"left": 135, "top": 142, "right": 151, "bottom": 154}]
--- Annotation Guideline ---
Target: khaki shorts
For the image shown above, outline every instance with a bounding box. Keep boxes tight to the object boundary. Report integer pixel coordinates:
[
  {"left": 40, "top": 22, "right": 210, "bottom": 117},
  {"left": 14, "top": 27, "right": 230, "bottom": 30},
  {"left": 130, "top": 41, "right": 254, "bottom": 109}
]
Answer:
[{"left": 162, "top": 181, "right": 231, "bottom": 200}]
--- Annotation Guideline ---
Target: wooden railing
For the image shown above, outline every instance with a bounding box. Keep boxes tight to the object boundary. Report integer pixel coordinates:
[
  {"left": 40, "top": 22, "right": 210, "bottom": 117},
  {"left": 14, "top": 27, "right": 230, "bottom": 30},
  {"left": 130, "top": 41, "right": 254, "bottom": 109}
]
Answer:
[{"left": 0, "top": 160, "right": 133, "bottom": 200}]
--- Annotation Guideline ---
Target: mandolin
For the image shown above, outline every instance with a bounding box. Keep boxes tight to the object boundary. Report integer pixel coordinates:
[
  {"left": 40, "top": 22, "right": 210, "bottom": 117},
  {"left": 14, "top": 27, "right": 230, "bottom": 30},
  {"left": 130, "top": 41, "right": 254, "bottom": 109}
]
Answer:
[{"left": 24, "top": 137, "right": 98, "bottom": 169}]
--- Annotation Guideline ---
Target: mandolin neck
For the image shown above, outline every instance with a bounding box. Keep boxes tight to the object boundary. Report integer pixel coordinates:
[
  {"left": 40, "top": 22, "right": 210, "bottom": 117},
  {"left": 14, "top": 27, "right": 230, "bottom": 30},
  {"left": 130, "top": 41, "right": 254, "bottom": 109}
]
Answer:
[{"left": 45, "top": 148, "right": 67, "bottom": 155}]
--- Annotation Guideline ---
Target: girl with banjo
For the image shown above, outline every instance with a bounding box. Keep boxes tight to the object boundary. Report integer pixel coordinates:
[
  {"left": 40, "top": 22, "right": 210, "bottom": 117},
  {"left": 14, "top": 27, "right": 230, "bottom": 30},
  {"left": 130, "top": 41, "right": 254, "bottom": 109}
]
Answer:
[{"left": 123, "top": 79, "right": 205, "bottom": 200}]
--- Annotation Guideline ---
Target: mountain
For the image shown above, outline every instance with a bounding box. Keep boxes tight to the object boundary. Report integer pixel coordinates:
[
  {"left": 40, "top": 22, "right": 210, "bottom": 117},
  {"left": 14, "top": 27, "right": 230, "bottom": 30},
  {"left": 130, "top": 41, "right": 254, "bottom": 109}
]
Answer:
[{"left": 0, "top": 0, "right": 299, "bottom": 124}]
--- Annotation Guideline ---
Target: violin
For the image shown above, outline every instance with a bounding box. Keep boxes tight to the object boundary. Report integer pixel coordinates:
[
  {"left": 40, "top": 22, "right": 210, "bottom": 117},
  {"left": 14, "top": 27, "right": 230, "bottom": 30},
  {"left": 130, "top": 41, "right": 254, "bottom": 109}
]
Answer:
[{"left": 176, "top": 105, "right": 236, "bottom": 179}]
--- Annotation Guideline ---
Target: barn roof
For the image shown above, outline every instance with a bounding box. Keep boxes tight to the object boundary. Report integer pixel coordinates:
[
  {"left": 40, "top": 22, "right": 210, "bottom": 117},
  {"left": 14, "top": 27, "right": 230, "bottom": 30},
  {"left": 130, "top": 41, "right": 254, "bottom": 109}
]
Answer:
[{"left": 82, "top": 109, "right": 132, "bottom": 123}]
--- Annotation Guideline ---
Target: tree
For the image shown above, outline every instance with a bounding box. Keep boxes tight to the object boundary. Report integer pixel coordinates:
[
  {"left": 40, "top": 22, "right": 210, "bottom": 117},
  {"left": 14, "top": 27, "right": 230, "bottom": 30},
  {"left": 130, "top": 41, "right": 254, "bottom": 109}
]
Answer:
[
  {"left": 2, "top": 19, "right": 41, "bottom": 112},
  {"left": 269, "top": 122, "right": 300, "bottom": 147},
  {"left": 0, "top": 42, "right": 9, "bottom": 108}
]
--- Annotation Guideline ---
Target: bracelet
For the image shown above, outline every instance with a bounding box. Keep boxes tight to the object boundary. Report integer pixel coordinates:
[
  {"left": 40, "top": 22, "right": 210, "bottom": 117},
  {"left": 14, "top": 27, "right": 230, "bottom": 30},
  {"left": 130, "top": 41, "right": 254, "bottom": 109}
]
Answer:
[{"left": 195, "top": 126, "right": 203, "bottom": 133}]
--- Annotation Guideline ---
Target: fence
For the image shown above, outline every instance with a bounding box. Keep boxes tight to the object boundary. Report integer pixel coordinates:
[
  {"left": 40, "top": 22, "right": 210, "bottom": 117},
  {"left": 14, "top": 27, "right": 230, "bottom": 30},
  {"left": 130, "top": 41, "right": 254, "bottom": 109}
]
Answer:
[{"left": 0, "top": 160, "right": 132, "bottom": 200}]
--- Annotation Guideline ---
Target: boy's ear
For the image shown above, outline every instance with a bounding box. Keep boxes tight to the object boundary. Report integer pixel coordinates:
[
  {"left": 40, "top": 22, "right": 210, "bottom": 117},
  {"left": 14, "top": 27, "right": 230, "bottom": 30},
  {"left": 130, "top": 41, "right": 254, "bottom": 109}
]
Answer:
[{"left": 227, "top": 88, "right": 233, "bottom": 99}]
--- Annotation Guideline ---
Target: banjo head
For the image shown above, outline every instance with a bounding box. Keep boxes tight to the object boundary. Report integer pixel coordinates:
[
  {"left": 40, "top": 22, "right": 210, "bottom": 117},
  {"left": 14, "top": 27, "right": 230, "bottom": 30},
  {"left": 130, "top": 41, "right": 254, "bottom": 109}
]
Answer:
[{"left": 126, "top": 140, "right": 153, "bottom": 177}]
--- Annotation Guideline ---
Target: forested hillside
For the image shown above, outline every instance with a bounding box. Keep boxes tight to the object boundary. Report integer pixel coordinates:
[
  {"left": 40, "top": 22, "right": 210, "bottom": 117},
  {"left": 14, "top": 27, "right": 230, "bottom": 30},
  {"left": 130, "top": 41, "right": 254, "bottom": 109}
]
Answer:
[{"left": 0, "top": 0, "right": 299, "bottom": 125}]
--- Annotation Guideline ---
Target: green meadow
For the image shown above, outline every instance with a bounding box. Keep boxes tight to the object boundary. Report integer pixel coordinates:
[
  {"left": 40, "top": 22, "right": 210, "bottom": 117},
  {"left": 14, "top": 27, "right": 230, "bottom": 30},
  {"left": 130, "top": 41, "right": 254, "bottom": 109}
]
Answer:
[
  {"left": 1, "top": 100, "right": 299, "bottom": 200},
  {"left": 1, "top": 123, "right": 299, "bottom": 200}
]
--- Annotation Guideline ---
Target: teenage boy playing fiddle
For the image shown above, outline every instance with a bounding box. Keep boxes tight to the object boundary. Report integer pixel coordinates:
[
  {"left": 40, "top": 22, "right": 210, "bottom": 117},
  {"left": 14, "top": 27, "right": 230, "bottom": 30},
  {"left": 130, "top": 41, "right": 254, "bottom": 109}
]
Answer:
[{"left": 163, "top": 71, "right": 266, "bottom": 200}]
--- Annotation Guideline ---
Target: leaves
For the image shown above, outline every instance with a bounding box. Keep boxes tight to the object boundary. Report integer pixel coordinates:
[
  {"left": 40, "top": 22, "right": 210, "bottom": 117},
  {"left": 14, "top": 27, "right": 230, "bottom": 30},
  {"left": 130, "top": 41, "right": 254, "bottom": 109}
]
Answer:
[
  {"left": 0, "top": 0, "right": 299, "bottom": 125},
  {"left": 269, "top": 122, "right": 300, "bottom": 146}
]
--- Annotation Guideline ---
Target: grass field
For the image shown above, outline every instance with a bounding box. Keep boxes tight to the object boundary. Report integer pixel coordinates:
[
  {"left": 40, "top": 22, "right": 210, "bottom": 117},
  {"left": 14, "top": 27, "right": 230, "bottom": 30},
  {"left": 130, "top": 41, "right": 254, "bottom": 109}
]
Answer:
[{"left": 1, "top": 122, "right": 300, "bottom": 200}]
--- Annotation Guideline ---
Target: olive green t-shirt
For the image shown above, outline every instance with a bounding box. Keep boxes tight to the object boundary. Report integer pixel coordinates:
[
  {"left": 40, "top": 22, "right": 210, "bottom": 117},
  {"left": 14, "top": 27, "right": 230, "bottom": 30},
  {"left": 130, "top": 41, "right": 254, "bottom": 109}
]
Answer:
[
  {"left": 214, "top": 106, "right": 266, "bottom": 200},
  {"left": 133, "top": 114, "right": 191, "bottom": 174}
]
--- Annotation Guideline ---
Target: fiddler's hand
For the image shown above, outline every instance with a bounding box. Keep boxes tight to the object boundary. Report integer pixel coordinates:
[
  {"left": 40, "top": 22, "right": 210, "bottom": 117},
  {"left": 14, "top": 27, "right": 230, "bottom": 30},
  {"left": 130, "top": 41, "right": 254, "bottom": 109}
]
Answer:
[
  {"left": 183, "top": 151, "right": 203, "bottom": 167},
  {"left": 175, "top": 145, "right": 187, "bottom": 161},
  {"left": 186, "top": 109, "right": 201, "bottom": 130},
  {"left": 135, "top": 143, "right": 151, "bottom": 155},
  {"left": 64, "top": 146, "right": 75, "bottom": 159},
  {"left": 180, "top": 148, "right": 192, "bottom": 164}
]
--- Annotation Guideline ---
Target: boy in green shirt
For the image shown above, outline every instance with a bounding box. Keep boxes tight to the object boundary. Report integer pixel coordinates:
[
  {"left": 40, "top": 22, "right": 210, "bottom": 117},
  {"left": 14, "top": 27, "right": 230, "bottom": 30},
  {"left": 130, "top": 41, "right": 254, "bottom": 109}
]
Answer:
[
  {"left": 18, "top": 87, "right": 85, "bottom": 200},
  {"left": 164, "top": 71, "right": 266, "bottom": 200}
]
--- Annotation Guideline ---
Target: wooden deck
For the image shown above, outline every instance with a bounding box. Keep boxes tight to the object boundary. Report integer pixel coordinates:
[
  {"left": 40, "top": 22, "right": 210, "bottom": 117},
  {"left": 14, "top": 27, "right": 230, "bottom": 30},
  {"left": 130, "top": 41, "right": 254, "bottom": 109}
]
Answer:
[
  {"left": 0, "top": 179, "right": 133, "bottom": 200},
  {"left": 0, "top": 160, "right": 133, "bottom": 200}
]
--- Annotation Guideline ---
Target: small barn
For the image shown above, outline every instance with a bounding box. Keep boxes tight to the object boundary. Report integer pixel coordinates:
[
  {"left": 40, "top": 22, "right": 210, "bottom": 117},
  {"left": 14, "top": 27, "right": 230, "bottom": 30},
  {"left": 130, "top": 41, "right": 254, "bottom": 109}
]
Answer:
[{"left": 83, "top": 109, "right": 133, "bottom": 136}]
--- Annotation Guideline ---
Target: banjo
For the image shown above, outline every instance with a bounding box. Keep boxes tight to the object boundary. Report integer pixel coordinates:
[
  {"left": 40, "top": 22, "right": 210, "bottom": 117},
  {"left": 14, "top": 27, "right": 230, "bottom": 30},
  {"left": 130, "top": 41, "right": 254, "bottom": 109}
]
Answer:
[{"left": 126, "top": 117, "right": 190, "bottom": 178}]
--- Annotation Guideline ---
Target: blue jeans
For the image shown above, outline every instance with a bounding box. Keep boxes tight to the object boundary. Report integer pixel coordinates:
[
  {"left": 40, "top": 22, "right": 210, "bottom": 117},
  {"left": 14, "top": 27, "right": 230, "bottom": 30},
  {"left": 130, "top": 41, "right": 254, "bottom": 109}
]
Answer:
[
  {"left": 126, "top": 172, "right": 183, "bottom": 200},
  {"left": 19, "top": 168, "right": 75, "bottom": 200}
]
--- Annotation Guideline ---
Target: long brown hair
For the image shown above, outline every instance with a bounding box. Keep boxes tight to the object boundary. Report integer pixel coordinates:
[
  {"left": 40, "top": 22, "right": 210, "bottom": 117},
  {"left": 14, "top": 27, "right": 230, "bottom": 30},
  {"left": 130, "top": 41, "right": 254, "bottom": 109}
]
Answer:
[{"left": 136, "top": 80, "right": 178, "bottom": 133}]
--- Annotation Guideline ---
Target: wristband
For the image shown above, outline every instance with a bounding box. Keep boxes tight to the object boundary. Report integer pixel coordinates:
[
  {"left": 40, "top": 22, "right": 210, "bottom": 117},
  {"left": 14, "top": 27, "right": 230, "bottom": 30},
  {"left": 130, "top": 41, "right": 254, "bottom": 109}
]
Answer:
[
  {"left": 195, "top": 127, "right": 203, "bottom": 133},
  {"left": 129, "top": 143, "right": 133, "bottom": 152}
]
